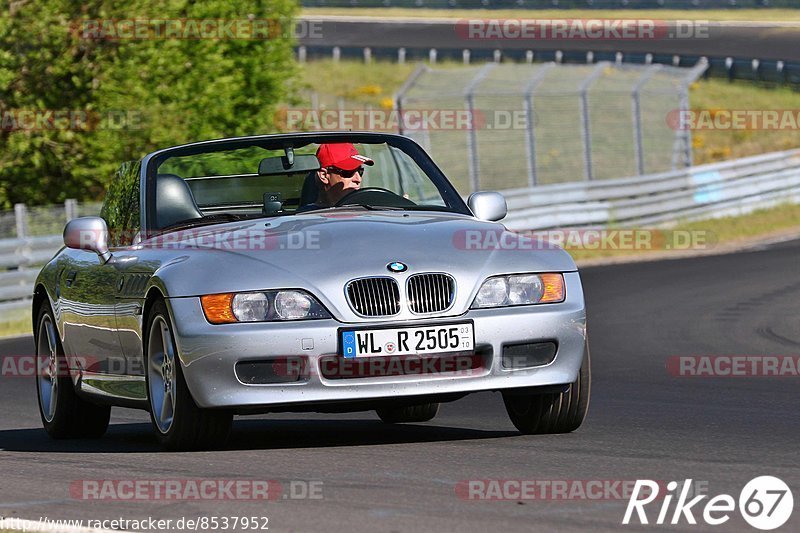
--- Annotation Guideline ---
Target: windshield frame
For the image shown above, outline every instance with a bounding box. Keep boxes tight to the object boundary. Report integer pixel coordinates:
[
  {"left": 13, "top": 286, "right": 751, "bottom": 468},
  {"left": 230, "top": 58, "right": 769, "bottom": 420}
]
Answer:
[{"left": 141, "top": 132, "right": 471, "bottom": 233}]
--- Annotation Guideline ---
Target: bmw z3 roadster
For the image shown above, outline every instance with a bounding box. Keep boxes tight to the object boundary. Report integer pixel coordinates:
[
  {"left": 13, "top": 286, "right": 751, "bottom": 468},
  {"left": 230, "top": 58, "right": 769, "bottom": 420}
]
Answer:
[{"left": 33, "top": 132, "right": 590, "bottom": 450}]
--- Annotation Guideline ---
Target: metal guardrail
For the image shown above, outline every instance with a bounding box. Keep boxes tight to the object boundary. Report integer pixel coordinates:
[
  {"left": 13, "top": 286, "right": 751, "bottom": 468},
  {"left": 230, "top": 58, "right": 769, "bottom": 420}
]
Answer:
[
  {"left": 301, "top": 0, "right": 791, "bottom": 8},
  {"left": 0, "top": 236, "right": 64, "bottom": 319},
  {"left": 2, "top": 150, "right": 800, "bottom": 319},
  {"left": 502, "top": 148, "right": 800, "bottom": 230}
]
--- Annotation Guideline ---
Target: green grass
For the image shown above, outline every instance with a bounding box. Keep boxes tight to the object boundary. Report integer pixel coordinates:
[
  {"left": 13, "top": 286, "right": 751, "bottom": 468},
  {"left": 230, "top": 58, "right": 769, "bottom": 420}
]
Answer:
[
  {"left": 298, "top": 60, "right": 800, "bottom": 173},
  {"left": 302, "top": 8, "right": 800, "bottom": 22},
  {"left": 568, "top": 202, "right": 800, "bottom": 262},
  {"left": 0, "top": 311, "right": 31, "bottom": 338},
  {"left": 689, "top": 79, "right": 800, "bottom": 164},
  {"left": 298, "top": 59, "right": 418, "bottom": 109}
]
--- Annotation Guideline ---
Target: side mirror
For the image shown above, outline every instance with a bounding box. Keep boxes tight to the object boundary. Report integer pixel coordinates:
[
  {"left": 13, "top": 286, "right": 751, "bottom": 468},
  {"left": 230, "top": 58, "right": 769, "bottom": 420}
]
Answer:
[
  {"left": 63, "top": 216, "right": 112, "bottom": 263},
  {"left": 468, "top": 191, "right": 507, "bottom": 222}
]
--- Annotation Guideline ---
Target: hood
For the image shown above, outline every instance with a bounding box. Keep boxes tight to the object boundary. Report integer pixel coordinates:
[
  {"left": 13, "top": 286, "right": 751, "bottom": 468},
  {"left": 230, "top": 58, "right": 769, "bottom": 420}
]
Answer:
[{"left": 145, "top": 210, "right": 577, "bottom": 321}]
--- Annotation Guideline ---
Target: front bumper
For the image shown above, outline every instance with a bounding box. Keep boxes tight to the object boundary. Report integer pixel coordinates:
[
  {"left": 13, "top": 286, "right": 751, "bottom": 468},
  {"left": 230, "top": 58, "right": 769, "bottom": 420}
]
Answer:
[{"left": 168, "top": 272, "right": 587, "bottom": 409}]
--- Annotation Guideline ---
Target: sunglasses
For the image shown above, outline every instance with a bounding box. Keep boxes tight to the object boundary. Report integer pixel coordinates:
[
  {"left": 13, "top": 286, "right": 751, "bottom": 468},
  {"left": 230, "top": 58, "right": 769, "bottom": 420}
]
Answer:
[{"left": 326, "top": 166, "right": 365, "bottom": 179}]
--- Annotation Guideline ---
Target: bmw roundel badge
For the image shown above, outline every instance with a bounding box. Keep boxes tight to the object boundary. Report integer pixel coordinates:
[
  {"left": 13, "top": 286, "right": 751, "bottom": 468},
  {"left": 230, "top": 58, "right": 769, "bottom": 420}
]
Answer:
[{"left": 387, "top": 261, "right": 408, "bottom": 273}]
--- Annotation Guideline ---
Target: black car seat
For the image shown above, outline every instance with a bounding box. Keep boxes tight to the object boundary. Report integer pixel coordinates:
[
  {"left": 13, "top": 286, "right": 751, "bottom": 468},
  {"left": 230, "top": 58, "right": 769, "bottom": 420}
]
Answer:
[{"left": 156, "top": 174, "right": 203, "bottom": 228}]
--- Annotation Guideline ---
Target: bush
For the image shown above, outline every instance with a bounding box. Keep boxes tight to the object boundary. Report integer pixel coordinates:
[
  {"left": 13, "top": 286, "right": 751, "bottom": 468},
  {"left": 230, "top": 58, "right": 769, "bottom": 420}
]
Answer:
[{"left": 0, "top": 0, "right": 299, "bottom": 208}]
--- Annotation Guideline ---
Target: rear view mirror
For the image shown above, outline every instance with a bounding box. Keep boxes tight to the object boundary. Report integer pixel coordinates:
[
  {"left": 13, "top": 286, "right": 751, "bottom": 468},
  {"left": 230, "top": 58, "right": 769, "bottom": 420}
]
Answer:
[
  {"left": 63, "top": 216, "right": 112, "bottom": 263},
  {"left": 468, "top": 191, "right": 507, "bottom": 221},
  {"left": 259, "top": 154, "right": 320, "bottom": 176}
]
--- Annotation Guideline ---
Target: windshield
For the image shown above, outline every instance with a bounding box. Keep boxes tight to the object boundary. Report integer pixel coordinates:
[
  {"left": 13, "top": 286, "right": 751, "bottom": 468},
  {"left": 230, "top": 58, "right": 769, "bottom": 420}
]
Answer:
[{"left": 151, "top": 137, "right": 464, "bottom": 231}]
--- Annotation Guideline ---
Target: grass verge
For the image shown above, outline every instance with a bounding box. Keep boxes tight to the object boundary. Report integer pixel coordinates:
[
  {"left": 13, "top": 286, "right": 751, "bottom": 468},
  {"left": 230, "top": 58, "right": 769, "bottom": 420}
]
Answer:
[
  {"left": 298, "top": 60, "right": 800, "bottom": 166},
  {"left": 302, "top": 8, "right": 800, "bottom": 22},
  {"left": 0, "top": 310, "right": 31, "bottom": 338},
  {"left": 567, "top": 202, "right": 800, "bottom": 263},
  {"left": 689, "top": 79, "right": 800, "bottom": 164}
]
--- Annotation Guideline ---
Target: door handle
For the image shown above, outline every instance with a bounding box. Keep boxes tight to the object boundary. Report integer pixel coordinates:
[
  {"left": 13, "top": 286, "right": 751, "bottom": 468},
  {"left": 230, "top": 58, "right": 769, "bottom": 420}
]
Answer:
[{"left": 65, "top": 271, "right": 77, "bottom": 288}]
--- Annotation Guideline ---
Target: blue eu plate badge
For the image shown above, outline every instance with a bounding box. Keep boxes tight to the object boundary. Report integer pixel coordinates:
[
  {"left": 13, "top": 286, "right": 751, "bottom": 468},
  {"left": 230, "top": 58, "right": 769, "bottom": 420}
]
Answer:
[{"left": 342, "top": 332, "right": 357, "bottom": 359}]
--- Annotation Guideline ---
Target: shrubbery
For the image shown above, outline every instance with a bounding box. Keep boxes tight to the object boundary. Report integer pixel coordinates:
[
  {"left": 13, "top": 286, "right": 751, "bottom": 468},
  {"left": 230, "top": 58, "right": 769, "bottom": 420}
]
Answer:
[{"left": 0, "top": 0, "right": 298, "bottom": 208}]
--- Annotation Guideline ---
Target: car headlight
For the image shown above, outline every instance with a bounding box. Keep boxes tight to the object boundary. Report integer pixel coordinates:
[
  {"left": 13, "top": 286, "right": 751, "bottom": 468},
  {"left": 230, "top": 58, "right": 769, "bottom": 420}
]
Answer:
[
  {"left": 471, "top": 273, "right": 565, "bottom": 309},
  {"left": 201, "top": 290, "right": 330, "bottom": 324}
]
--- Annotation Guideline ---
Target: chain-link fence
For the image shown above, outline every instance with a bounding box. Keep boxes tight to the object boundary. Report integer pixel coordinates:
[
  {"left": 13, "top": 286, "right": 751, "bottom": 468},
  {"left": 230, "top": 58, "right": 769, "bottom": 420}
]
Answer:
[{"left": 396, "top": 60, "right": 707, "bottom": 193}]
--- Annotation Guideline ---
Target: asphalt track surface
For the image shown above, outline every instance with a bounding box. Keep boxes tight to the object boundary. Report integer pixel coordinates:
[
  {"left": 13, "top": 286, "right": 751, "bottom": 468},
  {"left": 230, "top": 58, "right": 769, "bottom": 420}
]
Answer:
[
  {"left": 299, "top": 17, "right": 800, "bottom": 62},
  {"left": 1, "top": 239, "right": 799, "bottom": 532}
]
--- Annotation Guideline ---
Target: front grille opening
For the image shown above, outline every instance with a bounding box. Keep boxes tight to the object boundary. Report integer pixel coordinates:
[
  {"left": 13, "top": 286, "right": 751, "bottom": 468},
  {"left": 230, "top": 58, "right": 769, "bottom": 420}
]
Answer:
[
  {"left": 319, "top": 353, "right": 485, "bottom": 380},
  {"left": 407, "top": 273, "right": 455, "bottom": 314},
  {"left": 502, "top": 341, "right": 557, "bottom": 369},
  {"left": 346, "top": 277, "right": 401, "bottom": 317},
  {"left": 235, "top": 357, "right": 309, "bottom": 385}
]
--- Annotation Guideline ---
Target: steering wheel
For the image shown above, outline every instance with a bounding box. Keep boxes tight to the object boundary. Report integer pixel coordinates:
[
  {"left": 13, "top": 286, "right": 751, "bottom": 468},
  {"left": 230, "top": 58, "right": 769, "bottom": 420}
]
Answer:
[{"left": 334, "top": 187, "right": 417, "bottom": 208}]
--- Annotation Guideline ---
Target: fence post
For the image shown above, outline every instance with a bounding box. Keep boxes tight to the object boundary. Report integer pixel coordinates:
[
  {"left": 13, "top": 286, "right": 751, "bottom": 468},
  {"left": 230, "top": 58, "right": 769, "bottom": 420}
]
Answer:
[
  {"left": 631, "top": 65, "right": 663, "bottom": 176},
  {"left": 65, "top": 199, "right": 78, "bottom": 222},
  {"left": 523, "top": 63, "right": 556, "bottom": 187},
  {"left": 14, "top": 203, "right": 27, "bottom": 239},
  {"left": 464, "top": 63, "right": 497, "bottom": 193},
  {"left": 578, "top": 62, "right": 608, "bottom": 182},
  {"left": 393, "top": 64, "right": 429, "bottom": 135},
  {"left": 674, "top": 58, "right": 709, "bottom": 169}
]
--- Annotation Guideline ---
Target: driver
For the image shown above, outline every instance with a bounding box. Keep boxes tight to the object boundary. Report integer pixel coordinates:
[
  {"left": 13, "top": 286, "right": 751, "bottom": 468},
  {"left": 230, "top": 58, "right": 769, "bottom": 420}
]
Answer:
[{"left": 308, "top": 143, "right": 374, "bottom": 208}]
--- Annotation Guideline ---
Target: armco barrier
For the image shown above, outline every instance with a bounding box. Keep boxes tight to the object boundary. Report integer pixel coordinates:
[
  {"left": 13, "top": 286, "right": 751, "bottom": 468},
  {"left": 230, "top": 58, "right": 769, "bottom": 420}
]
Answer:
[
  {"left": 2, "top": 149, "right": 800, "bottom": 320},
  {"left": 501, "top": 148, "right": 800, "bottom": 230}
]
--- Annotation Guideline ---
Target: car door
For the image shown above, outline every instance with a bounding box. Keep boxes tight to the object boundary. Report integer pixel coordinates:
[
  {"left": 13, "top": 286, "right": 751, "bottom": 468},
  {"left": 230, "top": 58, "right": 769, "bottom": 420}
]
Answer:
[{"left": 58, "top": 248, "right": 126, "bottom": 374}]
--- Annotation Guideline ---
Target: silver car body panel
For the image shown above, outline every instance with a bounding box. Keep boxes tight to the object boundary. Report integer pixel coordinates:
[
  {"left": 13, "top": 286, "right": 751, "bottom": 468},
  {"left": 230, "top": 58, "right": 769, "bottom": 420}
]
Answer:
[{"left": 34, "top": 132, "right": 587, "bottom": 412}]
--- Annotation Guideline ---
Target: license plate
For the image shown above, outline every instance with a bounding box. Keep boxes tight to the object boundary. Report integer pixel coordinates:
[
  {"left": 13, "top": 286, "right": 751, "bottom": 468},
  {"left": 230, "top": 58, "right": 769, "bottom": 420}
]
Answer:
[{"left": 341, "top": 323, "right": 474, "bottom": 359}]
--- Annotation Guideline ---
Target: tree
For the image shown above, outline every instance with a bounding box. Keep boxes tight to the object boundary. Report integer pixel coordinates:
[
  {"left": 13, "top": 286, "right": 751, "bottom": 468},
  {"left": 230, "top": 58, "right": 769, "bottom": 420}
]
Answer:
[{"left": 0, "top": 0, "right": 298, "bottom": 208}]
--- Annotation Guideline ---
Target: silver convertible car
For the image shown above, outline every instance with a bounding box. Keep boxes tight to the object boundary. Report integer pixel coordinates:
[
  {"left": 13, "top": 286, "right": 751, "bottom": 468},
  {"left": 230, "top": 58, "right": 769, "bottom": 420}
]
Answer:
[{"left": 33, "top": 132, "right": 590, "bottom": 450}]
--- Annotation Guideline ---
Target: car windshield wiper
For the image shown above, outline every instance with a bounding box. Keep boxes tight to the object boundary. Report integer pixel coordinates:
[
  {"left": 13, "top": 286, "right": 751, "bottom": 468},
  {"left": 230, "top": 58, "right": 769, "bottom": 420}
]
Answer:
[{"left": 347, "top": 204, "right": 407, "bottom": 211}]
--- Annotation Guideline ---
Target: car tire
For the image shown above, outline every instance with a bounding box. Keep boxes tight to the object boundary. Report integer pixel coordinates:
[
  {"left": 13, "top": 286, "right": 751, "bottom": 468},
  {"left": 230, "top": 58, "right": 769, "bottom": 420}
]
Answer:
[
  {"left": 376, "top": 402, "right": 440, "bottom": 424},
  {"left": 502, "top": 344, "right": 591, "bottom": 434},
  {"left": 145, "top": 299, "right": 232, "bottom": 451},
  {"left": 35, "top": 302, "right": 110, "bottom": 439}
]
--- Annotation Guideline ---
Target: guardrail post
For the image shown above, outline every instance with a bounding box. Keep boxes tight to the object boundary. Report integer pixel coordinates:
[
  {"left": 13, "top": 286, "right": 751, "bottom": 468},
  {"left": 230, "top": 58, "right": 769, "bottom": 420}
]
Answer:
[
  {"left": 14, "top": 203, "right": 27, "bottom": 239},
  {"left": 65, "top": 199, "right": 78, "bottom": 222}
]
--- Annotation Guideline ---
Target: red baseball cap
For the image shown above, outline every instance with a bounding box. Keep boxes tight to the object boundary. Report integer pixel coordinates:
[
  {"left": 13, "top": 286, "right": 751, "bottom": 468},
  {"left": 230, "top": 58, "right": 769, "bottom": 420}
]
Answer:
[{"left": 316, "top": 143, "right": 375, "bottom": 171}]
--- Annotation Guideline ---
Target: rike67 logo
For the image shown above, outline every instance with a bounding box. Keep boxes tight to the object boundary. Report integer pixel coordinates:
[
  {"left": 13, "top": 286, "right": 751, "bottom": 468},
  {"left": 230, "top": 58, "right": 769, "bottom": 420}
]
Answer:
[{"left": 623, "top": 476, "right": 794, "bottom": 530}]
